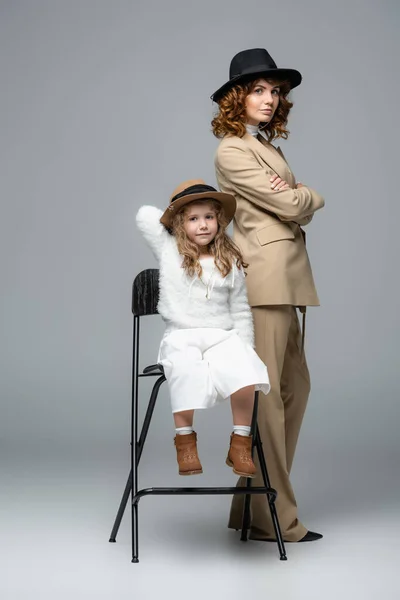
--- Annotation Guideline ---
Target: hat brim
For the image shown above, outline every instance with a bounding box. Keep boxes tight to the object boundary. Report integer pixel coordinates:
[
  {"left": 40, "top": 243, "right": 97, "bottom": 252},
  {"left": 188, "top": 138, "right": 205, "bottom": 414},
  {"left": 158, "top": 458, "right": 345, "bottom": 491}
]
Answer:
[
  {"left": 211, "top": 67, "right": 302, "bottom": 102},
  {"left": 160, "top": 191, "right": 236, "bottom": 228}
]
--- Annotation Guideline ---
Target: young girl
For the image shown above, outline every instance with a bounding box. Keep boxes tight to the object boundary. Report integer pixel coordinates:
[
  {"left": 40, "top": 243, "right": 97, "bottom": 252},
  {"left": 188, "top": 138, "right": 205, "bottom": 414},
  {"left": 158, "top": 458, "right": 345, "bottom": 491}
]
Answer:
[{"left": 136, "top": 178, "right": 270, "bottom": 477}]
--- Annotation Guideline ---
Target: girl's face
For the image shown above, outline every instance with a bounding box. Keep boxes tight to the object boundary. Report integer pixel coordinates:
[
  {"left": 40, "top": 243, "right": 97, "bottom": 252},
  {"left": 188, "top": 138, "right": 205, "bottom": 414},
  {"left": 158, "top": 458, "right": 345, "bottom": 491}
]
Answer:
[
  {"left": 245, "top": 78, "right": 280, "bottom": 126},
  {"left": 182, "top": 201, "right": 218, "bottom": 248}
]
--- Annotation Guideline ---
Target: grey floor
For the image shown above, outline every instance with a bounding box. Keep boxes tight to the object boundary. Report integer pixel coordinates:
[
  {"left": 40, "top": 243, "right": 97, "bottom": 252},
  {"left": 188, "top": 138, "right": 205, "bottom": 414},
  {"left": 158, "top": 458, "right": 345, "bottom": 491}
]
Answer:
[{"left": 2, "top": 441, "right": 399, "bottom": 600}]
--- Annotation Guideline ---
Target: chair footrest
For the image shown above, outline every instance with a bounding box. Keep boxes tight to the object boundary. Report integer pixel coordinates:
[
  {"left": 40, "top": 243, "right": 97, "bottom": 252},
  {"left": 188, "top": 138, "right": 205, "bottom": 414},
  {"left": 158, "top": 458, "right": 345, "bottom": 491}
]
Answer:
[{"left": 132, "top": 485, "right": 277, "bottom": 505}]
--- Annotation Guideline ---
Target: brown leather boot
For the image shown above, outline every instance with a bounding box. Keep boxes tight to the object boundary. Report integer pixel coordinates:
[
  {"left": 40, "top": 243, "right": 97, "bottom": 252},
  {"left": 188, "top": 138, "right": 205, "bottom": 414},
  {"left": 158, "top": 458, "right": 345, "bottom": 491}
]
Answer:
[
  {"left": 174, "top": 432, "right": 203, "bottom": 476},
  {"left": 226, "top": 433, "right": 256, "bottom": 478}
]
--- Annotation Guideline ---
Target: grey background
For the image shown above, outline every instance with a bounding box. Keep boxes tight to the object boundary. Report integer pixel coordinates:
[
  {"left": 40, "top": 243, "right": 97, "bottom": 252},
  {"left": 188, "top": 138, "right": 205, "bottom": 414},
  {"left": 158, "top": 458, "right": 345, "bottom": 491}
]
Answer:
[{"left": 1, "top": 1, "right": 399, "bottom": 599}]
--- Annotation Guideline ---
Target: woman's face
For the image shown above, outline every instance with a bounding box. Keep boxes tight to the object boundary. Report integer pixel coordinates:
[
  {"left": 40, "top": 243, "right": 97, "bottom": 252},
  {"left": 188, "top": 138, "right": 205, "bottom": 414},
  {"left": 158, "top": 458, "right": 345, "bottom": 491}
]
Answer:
[{"left": 245, "top": 79, "right": 280, "bottom": 126}]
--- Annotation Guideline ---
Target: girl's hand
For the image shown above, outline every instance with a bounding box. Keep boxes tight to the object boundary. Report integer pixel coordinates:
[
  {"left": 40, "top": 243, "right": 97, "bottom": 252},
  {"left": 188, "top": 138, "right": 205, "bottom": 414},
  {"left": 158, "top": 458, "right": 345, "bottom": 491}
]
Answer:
[
  {"left": 270, "top": 174, "right": 290, "bottom": 191},
  {"left": 296, "top": 182, "right": 304, "bottom": 188}
]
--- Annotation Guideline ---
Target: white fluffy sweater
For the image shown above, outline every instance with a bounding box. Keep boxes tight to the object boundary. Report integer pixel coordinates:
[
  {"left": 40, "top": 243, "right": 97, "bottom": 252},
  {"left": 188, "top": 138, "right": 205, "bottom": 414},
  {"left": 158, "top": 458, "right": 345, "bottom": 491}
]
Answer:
[{"left": 136, "top": 206, "right": 255, "bottom": 347}]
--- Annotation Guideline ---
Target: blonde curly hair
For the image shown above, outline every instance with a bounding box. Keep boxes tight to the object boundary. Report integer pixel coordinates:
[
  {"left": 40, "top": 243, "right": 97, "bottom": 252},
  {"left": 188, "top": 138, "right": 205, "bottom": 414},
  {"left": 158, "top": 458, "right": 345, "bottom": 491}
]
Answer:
[
  {"left": 211, "top": 78, "right": 293, "bottom": 141},
  {"left": 171, "top": 200, "right": 247, "bottom": 279}
]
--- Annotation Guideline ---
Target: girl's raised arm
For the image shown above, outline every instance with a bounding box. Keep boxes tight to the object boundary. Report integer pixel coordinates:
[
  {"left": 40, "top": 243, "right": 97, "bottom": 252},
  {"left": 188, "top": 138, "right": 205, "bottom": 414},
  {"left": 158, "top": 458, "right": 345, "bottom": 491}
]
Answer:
[{"left": 136, "top": 205, "right": 170, "bottom": 260}]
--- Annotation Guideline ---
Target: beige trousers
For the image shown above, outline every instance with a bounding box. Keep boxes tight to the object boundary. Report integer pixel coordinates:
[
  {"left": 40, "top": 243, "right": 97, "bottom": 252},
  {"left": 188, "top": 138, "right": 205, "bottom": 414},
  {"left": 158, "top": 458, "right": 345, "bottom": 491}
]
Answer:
[{"left": 228, "top": 306, "right": 310, "bottom": 541}]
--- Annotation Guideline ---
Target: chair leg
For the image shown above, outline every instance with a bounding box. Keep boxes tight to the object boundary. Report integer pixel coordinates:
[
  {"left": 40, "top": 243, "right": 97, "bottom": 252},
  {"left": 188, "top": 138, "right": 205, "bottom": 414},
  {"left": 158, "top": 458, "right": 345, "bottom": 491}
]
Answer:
[
  {"left": 240, "top": 479, "right": 252, "bottom": 541},
  {"left": 130, "top": 378, "right": 166, "bottom": 564},
  {"left": 137, "top": 375, "right": 166, "bottom": 462},
  {"left": 132, "top": 496, "right": 139, "bottom": 563},
  {"left": 131, "top": 414, "right": 140, "bottom": 564},
  {"left": 240, "top": 391, "right": 259, "bottom": 541},
  {"left": 255, "top": 427, "right": 287, "bottom": 561},
  {"left": 109, "top": 470, "right": 132, "bottom": 542},
  {"left": 109, "top": 374, "right": 165, "bottom": 542}
]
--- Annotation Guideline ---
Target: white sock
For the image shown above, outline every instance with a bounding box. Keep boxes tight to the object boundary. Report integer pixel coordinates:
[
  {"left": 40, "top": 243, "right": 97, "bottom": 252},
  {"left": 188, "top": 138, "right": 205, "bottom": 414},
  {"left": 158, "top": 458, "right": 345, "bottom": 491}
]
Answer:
[
  {"left": 175, "top": 426, "right": 194, "bottom": 435},
  {"left": 233, "top": 425, "right": 251, "bottom": 437}
]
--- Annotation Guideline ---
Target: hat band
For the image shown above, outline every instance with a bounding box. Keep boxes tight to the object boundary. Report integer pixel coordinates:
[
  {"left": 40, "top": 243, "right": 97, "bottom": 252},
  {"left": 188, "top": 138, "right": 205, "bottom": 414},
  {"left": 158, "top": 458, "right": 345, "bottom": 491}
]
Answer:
[{"left": 170, "top": 184, "right": 218, "bottom": 204}]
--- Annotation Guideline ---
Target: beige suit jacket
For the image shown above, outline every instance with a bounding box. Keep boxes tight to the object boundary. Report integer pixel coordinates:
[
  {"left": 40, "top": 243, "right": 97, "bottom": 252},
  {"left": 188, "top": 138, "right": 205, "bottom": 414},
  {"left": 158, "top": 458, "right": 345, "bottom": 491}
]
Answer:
[{"left": 215, "top": 133, "right": 325, "bottom": 307}]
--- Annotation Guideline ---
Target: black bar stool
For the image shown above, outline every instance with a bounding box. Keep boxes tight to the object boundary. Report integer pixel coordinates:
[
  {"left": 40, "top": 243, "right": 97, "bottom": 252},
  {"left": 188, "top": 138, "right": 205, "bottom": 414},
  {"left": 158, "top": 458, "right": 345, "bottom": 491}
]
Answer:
[{"left": 109, "top": 269, "right": 287, "bottom": 563}]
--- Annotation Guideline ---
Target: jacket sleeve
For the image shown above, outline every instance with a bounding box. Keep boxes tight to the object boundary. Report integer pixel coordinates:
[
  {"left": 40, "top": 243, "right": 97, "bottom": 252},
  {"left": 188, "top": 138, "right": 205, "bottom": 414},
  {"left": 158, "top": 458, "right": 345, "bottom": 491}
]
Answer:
[
  {"left": 135, "top": 205, "right": 169, "bottom": 260},
  {"left": 228, "top": 265, "right": 255, "bottom": 348},
  {"left": 215, "top": 140, "right": 325, "bottom": 221}
]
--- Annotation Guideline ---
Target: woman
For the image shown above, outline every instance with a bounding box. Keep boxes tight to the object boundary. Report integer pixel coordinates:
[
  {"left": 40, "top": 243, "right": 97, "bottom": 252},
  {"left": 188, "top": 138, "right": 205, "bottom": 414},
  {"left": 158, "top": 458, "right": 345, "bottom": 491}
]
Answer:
[{"left": 211, "top": 48, "right": 325, "bottom": 542}]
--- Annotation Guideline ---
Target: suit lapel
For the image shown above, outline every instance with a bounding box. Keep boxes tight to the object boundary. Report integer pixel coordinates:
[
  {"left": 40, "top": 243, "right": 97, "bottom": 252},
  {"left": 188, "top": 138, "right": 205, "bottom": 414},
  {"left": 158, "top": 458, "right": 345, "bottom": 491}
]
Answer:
[
  {"left": 275, "top": 145, "right": 286, "bottom": 161},
  {"left": 274, "top": 144, "right": 295, "bottom": 187}
]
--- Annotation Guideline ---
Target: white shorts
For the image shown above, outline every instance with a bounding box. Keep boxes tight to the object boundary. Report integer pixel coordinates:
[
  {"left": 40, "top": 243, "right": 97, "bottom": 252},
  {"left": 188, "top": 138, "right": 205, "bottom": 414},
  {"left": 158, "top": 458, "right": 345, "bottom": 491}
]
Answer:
[{"left": 158, "top": 328, "right": 270, "bottom": 413}]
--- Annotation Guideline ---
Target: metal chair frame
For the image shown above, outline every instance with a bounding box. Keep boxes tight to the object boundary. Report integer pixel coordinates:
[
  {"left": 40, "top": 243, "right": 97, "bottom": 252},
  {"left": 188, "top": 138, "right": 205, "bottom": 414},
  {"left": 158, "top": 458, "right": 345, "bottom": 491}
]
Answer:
[{"left": 109, "top": 269, "right": 287, "bottom": 563}]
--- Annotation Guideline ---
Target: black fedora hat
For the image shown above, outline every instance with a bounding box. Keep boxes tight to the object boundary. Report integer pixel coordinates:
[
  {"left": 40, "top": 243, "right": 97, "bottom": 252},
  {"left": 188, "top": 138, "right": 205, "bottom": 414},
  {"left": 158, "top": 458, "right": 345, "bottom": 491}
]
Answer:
[{"left": 211, "top": 48, "right": 302, "bottom": 103}]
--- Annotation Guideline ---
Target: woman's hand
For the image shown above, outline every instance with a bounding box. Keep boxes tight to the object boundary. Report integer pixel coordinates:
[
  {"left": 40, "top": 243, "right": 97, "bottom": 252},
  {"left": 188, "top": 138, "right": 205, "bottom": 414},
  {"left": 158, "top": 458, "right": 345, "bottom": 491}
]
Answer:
[
  {"left": 270, "top": 174, "right": 290, "bottom": 191},
  {"left": 296, "top": 182, "right": 304, "bottom": 188}
]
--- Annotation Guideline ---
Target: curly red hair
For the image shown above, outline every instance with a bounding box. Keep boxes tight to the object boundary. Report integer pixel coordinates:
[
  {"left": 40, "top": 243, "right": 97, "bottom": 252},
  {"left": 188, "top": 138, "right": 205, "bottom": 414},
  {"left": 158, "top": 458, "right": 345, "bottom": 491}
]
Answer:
[{"left": 211, "top": 78, "right": 293, "bottom": 142}]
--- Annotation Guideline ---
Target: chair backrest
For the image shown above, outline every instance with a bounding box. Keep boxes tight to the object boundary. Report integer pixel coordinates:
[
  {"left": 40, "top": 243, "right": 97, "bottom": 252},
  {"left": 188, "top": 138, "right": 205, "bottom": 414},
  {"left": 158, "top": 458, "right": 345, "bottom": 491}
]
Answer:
[{"left": 131, "top": 269, "right": 160, "bottom": 316}]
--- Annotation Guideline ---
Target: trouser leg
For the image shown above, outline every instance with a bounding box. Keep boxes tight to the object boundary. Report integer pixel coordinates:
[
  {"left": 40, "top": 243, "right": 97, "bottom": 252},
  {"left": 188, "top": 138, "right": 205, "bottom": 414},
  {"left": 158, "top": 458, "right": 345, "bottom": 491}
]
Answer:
[
  {"left": 281, "top": 308, "right": 310, "bottom": 473},
  {"left": 228, "top": 305, "right": 307, "bottom": 541}
]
